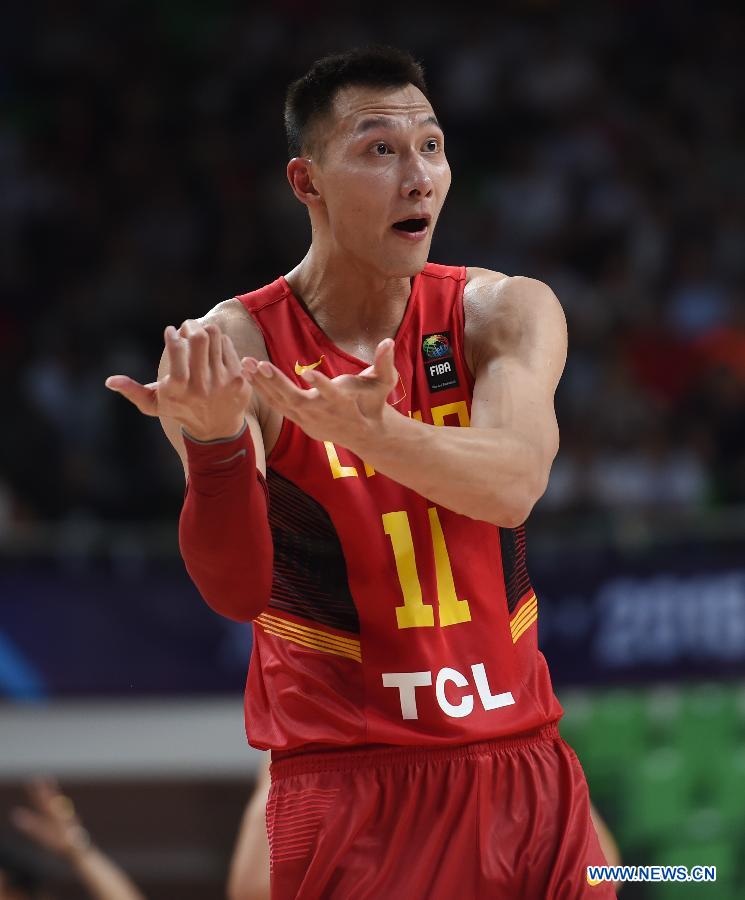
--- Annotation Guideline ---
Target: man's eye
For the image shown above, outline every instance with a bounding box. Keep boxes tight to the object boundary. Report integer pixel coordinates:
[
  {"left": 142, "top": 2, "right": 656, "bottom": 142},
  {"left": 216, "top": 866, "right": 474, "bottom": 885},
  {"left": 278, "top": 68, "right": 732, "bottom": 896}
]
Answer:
[
  {"left": 373, "top": 142, "right": 391, "bottom": 155},
  {"left": 423, "top": 139, "right": 439, "bottom": 152}
]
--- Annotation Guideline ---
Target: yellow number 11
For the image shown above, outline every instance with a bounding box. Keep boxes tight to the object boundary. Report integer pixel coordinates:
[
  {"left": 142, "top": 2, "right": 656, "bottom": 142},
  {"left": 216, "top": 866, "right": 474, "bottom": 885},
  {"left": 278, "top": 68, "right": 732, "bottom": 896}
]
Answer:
[{"left": 382, "top": 509, "right": 472, "bottom": 629}]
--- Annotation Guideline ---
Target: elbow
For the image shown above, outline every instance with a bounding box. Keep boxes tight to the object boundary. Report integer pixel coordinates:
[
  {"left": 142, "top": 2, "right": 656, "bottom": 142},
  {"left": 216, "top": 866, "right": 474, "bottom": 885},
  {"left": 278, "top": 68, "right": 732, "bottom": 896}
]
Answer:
[
  {"left": 485, "top": 442, "right": 555, "bottom": 528},
  {"left": 490, "top": 502, "right": 532, "bottom": 529},
  {"left": 489, "top": 473, "right": 549, "bottom": 529},
  {"left": 205, "top": 590, "right": 272, "bottom": 624},
  {"left": 185, "top": 559, "right": 274, "bottom": 623},
  {"left": 206, "top": 581, "right": 273, "bottom": 625},
  {"left": 480, "top": 491, "right": 532, "bottom": 528},
  {"left": 497, "top": 511, "right": 528, "bottom": 529}
]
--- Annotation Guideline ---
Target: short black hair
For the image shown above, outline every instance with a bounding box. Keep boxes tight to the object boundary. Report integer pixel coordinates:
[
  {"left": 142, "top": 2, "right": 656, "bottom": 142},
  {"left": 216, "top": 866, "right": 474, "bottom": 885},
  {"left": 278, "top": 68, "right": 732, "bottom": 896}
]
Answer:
[{"left": 284, "top": 46, "right": 429, "bottom": 158}]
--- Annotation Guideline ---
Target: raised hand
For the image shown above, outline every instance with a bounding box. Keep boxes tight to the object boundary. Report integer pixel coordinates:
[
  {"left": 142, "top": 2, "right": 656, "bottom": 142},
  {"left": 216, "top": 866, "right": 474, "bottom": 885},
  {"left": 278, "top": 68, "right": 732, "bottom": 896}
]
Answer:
[
  {"left": 242, "top": 337, "right": 399, "bottom": 449},
  {"left": 106, "top": 320, "right": 252, "bottom": 441},
  {"left": 11, "top": 778, "right": 91, "bottom": 861},
  {"left": 11, "top": 778, "right": 149, "bottom": 900}
]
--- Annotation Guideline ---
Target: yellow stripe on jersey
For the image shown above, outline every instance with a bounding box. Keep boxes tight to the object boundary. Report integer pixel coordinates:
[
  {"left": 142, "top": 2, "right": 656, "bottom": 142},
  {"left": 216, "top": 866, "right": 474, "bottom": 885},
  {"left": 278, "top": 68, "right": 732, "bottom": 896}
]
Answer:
[
  {"left": 512, "top": 610, "right": 538, "bottom": 644},
  {"left": 510, "top": 594, "right": 538, "bottom": 644},
  {"left": 256, "top": 621, "right": 362, "bottom": 662},
  {"left": 510, "top": 594, "right": 537, "bottom": 634},
  {"left": 258, "top": 613, "right": 361, "bottom": 653},
  {"left": 255, "top": 613, "right": 362, "bottom": 662},
  {"left": 259, "top": 624, "right": 361, "bottom": 662}
]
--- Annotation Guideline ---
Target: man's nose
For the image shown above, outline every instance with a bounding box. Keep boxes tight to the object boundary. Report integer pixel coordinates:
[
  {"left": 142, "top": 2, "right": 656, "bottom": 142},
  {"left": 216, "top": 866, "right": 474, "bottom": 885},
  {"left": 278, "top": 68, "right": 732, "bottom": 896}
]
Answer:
[{"left": 400, "top": 157, "right": 433, "bottom": 199}]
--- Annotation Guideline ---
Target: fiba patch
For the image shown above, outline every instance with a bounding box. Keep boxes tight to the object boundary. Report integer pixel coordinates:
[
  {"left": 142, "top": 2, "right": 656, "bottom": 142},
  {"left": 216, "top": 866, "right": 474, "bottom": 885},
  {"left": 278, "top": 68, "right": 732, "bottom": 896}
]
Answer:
[{"left": 422, "top": 332, "right": 459, "bottom": 393}]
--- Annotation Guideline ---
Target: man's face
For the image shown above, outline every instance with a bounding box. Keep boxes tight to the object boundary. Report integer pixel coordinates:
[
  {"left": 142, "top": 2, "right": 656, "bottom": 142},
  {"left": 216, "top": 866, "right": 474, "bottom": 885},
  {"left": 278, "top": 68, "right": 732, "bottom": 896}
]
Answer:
[{"left": 309, "top": 83, "right": 451, "bottom": 278}]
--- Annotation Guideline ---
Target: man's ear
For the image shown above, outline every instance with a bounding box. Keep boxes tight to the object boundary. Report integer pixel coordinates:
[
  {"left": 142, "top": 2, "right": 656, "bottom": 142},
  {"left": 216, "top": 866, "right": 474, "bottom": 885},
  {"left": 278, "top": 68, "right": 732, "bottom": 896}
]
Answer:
[{"left": 287, "top": 157, "right": 320, "bottom": 205}]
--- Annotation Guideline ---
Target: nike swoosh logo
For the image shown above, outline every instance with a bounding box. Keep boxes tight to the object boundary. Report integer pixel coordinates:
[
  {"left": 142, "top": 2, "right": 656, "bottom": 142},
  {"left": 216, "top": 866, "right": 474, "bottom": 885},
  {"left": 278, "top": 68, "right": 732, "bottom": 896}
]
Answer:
[
  {"left": 216, "top": 449, "right": 247, "bottom": 464},
  {"left": 294, "top": 355, "right": 325, "bottom": 375}
]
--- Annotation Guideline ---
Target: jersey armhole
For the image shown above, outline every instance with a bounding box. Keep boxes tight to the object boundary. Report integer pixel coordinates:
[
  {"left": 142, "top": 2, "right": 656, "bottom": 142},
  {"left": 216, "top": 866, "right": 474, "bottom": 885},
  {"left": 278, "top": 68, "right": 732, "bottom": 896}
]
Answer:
[
  {"left": 234, "top": 299, "right": 292, "bottom": 469},
  {"left": 454, "top": 267, "right": 476, "bottom": 390}
]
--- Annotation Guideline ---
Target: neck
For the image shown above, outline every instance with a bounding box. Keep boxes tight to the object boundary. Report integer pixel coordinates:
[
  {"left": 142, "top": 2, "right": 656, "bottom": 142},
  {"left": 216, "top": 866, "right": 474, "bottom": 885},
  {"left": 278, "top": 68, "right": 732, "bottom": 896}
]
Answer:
[{"left": 285, "top": 244, "right": 416, "bottom": 351}]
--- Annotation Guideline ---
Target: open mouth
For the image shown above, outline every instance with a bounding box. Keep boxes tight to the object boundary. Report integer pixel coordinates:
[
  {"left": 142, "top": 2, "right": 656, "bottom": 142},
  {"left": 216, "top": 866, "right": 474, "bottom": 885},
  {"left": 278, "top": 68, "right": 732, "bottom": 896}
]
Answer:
[{"left": 392, "top": 217, "right": 429, "bottom": 233}]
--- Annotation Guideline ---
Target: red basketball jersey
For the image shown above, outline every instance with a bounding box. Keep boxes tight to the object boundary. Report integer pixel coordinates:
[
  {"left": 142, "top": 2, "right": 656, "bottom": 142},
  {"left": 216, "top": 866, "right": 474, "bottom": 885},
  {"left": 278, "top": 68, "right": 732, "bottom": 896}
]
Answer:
[{"left": 236, "top": 263, "right": 562, "bottom": 753}]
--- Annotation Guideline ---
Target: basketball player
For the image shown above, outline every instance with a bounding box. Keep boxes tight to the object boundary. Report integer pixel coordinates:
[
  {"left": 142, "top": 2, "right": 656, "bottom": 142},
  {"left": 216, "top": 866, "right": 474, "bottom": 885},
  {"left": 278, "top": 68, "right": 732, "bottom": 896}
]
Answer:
[{"left": 106, "top": 47, "right": 616, "bottom": 898}]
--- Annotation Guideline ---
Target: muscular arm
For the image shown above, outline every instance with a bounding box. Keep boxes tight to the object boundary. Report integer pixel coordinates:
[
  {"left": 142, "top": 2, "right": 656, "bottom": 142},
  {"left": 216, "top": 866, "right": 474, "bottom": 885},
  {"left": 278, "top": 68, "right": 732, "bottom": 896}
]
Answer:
[
  {"left": 240, "top": 272, "right": 565, "bottom": 528},
  {"left": 353, "top": 274, "right": 566, "bottom": 526}
]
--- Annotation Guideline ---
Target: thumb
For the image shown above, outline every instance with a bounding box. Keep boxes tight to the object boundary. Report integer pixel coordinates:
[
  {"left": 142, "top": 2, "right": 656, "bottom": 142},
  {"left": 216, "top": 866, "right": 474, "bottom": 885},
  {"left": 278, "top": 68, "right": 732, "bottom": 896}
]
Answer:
[
  {"left": 105, "top": 375, "right": 158, "bottom": 416},
  {"left": 371, "top": 338, "right": 397, "bottom": 388}
]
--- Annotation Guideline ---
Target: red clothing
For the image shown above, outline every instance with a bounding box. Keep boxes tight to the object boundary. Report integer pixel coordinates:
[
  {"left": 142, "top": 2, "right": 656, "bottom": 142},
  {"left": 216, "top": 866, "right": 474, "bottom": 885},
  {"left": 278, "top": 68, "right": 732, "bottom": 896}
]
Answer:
[
  {"left": 236, "top": 263, "right": 562, "bottom": 753},
  {"left": 267, "top": 726, "right": 616, "bottom": 899},
  {"left": 179, "top": 423, "right": 273, "bottom": 622}
]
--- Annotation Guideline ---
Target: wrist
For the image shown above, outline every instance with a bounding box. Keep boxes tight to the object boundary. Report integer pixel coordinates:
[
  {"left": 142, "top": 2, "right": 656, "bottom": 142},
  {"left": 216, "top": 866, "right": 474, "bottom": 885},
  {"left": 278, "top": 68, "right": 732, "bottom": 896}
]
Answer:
[
  {"left": 181, "top": 418, "right": 247, "bottom": 444},
  {"left": 346, "top": 403, "right": 400, "bottom": 460},
  {"left": 62, "top": 826, "right": 93, "bottom": 865},
  {"left": 183, "top": 419, "right": 255, "bottom": 481}
]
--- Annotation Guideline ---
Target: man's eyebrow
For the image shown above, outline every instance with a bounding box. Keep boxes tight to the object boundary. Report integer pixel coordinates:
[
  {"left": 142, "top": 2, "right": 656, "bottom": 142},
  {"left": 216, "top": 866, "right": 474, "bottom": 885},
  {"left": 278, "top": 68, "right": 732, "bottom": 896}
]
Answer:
[{"left": 352, "top": 114, "right": 444, "bottom": 135}]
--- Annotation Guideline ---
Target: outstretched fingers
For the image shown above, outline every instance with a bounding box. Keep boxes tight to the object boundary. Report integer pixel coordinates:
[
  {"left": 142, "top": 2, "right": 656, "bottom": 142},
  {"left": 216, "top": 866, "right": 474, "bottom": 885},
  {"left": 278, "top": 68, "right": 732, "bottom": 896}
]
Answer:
[
  {"left": 222, "top": 332, "right": 243, "bottom": 378},
  {"left": 298, "top": 366, "right": 335, "bottom": 397},
  {"left": 180, "top": 320, "right": 208, "bottom": 393},
  {"left": 11, "top": 779, "right": 71, "bottom": 848},
  {"left": 205, "top": 323, "right": 223, "bottom": 373},
  {"left": 104, "top": 375, "right": 158, "bottom": 415},
  {"left": 165, "top": 325, "right": 188, "bottom": 383},
  {"left": 11, "top": 805, "right": 55, "bottom": 846},
  {"left": 243, "top": 360, "right": 314, "bottom": 413}
]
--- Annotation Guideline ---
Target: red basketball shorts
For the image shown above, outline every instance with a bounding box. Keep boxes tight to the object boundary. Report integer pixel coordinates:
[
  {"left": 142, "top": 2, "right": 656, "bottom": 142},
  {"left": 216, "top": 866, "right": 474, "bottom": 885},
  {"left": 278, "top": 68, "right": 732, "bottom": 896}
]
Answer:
[{"left": 267, "top": 724, "right": 616, "bottom": 899}]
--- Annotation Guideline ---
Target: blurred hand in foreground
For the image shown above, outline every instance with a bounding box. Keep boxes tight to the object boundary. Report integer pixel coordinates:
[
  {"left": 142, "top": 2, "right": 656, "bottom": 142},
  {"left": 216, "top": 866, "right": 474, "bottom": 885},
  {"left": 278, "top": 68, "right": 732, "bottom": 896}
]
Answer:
[{"left": 11, "top": 779, "right": 147, "bottom": 900}]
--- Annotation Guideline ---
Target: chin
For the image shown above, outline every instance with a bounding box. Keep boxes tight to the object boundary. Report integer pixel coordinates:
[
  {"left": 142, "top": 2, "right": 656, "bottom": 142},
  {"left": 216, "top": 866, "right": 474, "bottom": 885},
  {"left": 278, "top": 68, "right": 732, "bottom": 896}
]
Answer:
[
  {"left": 383, "top": 247, "right": 431, "bottom": 279},
  {"left": 379, "top": 261, "right": 426, "bottom": 280},
  {"left": 400, "top": 256, "right": 430, "bottom": 279}
]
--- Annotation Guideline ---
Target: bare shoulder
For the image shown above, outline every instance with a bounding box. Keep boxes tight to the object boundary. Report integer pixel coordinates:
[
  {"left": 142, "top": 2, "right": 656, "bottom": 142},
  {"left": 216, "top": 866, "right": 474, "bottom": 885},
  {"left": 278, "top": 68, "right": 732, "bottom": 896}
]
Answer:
[
  {"left": 463, "top": 267, "right": 566, "bottom": 370},
  {"left": 198, "top": 297, "right": 269, "bottom": 360},
  {"left": 464, "top": 267, "right": 565, "bottom": 333}
]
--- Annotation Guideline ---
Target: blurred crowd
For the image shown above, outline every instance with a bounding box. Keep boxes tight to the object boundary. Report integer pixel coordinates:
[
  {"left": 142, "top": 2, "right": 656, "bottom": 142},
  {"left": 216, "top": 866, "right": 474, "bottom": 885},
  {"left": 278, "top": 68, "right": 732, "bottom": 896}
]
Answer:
[{"left": 2, "top": 1, "right": 744, "bottom": 536}]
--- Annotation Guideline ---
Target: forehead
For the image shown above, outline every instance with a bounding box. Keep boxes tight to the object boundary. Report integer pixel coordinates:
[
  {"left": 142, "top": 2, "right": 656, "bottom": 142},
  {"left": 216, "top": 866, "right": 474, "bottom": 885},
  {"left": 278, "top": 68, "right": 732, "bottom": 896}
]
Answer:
[{"left": 328, "top": 83, "right": 438, "bottom": 139}]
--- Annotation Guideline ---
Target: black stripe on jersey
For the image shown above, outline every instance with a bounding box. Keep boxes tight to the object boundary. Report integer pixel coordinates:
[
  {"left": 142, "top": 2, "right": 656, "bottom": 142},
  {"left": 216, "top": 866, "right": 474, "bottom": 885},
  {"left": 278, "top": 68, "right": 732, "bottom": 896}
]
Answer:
[
  {"left": 499, "top": 525, "right": 533, "bottom": 614},
  {"left": 266, "top": 470, "right": 360, "bottom": 635}
]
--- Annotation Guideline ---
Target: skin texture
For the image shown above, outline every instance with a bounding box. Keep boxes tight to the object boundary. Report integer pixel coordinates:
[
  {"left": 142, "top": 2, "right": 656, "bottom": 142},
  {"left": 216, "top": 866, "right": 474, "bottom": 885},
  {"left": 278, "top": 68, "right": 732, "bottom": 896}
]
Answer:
[
  {"left": 283, "top": 83, "right": 451, "bottom": 337},
  {"left": 105, "top": 82, "right": 566, "bottom": 527}
]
